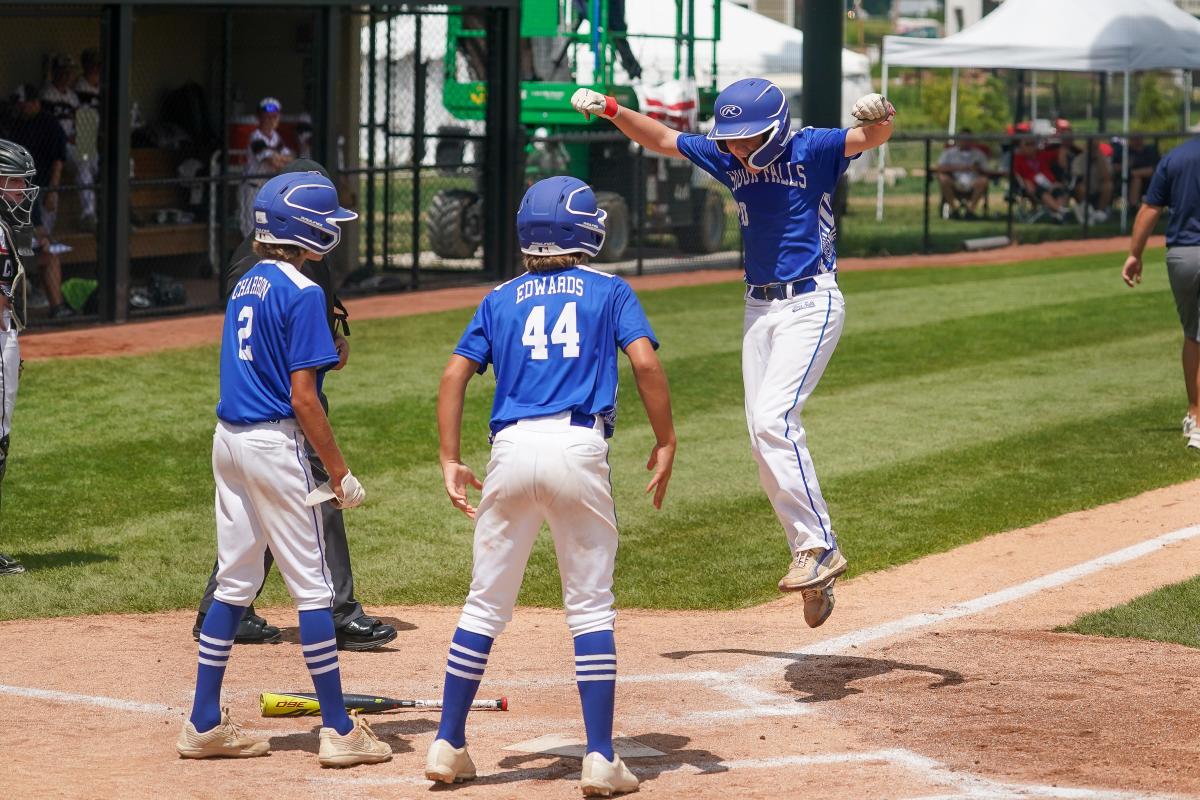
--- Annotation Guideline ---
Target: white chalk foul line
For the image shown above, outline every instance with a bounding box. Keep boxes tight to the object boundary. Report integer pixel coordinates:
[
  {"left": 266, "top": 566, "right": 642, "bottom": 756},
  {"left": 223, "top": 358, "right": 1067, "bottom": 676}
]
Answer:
[
  {"left": 0, "top": 683, "right": 173, "bottom": 714},
  {"left": 306, "top": 747, "right": 1191, "bottom": 799}
]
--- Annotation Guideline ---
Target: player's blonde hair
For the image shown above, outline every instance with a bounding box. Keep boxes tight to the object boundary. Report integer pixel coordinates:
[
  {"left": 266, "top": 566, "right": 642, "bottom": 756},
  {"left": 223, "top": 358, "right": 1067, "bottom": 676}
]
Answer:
[
  {"left": 523, "top": 253, "right": 589, "bottom": 273},
  {"left": 253, "top": 240, "right": 305, "bottom": 262}
]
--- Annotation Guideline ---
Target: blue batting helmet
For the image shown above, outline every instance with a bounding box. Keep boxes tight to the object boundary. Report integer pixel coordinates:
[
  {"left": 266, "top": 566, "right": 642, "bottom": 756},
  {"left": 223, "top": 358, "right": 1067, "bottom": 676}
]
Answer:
[
  {"left": 516, "top": 176, "right": 607, "bottom": 257},
  {"left": 253, "top": 172, "right": 357, "bottom": 256},
  {"left": 707, "top": 78, "right": 792, "bottom": 170}
]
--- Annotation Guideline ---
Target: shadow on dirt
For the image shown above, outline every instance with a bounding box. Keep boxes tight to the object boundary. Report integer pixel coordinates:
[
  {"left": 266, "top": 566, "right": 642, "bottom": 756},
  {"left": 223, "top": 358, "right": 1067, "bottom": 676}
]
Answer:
[
  {"left": 266, "top": 717, "right": 437, "bottom": 755},
  {"left": 661, "top": 648, "right": 962, "bottom": 702}
]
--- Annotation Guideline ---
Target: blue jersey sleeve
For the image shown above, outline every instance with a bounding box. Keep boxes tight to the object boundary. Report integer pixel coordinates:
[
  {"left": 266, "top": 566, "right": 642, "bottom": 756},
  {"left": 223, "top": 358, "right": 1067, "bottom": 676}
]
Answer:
[
  {"left": 677, "top": 133, "right": 729, "bottom": 185},
  {"left": 806, "top": 127, "right": 853, "bottom": 191},
  {"left": 286, "top": 286, "right": 339, "bottom": 372},
  {"left": 454, "top": 297, "right": 492, "bottom": 373},
  {"left": 1143, "top": 155, "right": 1171, "bottom": 207},
  {"left": 612, "top": 278, "right": 658, "bottom": 350}
]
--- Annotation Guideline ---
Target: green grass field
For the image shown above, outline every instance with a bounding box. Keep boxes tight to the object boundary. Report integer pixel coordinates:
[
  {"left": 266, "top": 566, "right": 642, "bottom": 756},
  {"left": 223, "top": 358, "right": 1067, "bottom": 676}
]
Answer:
[
  {"left": 2, "top": 247, "right": 1196, "bottom": 621},
  {"left": 1062, "top": 575, "right": 1200, "bottom": 649}
]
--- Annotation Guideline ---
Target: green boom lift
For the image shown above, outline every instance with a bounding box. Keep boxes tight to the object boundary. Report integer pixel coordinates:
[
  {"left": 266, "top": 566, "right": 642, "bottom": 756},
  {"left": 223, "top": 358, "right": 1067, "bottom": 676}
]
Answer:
[{"left": 425, "top": 0, "right": 729, "bottom": 262}]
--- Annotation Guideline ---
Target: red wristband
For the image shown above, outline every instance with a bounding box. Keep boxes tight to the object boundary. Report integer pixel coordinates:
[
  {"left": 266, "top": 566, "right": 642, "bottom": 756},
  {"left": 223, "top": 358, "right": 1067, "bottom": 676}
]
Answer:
[{"left": 603, "top": 95, "right": 618, "bottom": 118}]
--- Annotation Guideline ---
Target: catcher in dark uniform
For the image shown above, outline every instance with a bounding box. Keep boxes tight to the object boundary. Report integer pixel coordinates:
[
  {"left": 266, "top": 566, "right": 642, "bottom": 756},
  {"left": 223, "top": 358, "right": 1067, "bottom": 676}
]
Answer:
[
  {"left": 191, "top": 158, "right": 396, "bottom": 650},
  {"left": 0, "top": 139, "right": 36, "bottom": 575}
]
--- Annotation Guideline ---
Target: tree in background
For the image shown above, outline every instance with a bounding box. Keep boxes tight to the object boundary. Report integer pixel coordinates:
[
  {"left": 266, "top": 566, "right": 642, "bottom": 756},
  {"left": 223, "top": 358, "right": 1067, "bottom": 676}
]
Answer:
[
  {"left": 1132, "top": 73, "right": 1182, "bottom": 133},
  {"left": 890, "top": 71, "right": 1010, "bottom": 133}
]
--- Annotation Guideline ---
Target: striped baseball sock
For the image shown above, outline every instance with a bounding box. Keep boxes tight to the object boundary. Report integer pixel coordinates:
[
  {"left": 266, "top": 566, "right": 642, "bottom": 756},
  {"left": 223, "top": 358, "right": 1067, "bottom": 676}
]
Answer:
[
  {"left": 574, "top": 630, "right": 617, "bottom": 760},
  {"left": 298, "top": 609, "right": 353, "bottom": 736},
  {"left": 435, "top": 627, "right": 494, "bottom": 748},
  {"left": 189, "top": 600, "right": 243, "bottom": 732}
]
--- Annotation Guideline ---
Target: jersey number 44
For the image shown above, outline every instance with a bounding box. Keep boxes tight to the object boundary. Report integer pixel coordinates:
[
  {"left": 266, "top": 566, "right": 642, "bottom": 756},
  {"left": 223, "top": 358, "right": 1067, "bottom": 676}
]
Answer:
[{"left": 522, "top": 302, "right": 580, "bottom": 360}]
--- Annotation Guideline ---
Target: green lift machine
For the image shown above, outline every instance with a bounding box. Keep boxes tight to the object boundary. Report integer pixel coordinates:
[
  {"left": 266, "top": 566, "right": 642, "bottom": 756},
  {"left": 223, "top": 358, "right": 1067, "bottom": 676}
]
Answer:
[{"left": 425, "top": 0, "right": 729, "bottom": 262}]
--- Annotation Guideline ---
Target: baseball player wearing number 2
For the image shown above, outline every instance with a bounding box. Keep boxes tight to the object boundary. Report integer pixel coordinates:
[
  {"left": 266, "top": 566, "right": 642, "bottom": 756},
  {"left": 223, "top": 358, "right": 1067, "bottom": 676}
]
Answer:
[
  {"left": 427, "top": 176, "right": 675, "bottom": 796},
  {"left": 177, "top": 172, "right": 390, "bottom": 767},
  {"left": 573, "top": 80, "right": 894, "bottom": 627}
]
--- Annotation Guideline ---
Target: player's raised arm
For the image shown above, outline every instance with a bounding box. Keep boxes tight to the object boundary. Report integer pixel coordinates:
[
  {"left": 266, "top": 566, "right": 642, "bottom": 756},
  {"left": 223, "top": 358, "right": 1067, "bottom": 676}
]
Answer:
[
  {"left": 437, "top": 354, "right": 484, "bottom": 518},
  {"left": 844, "top": 93, "right": 896, "bottom": 157},
  {"left": 571, "top": 88, "right": 683, "bottom": 159},
  {"left": 623, "top": 337, "right": 676, "bottom": 509}
]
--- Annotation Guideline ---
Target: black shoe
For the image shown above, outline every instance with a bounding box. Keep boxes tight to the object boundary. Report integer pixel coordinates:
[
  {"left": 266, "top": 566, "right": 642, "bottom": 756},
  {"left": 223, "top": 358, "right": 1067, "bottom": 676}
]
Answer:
[
  {"left": 337, "top": 615, "right": 397, "bottom": 651},
  {"left": 192, "top": 611, "right": 283, "bottom": 644},
  {"left": 0, "top": 553, "right": 25, "bottom": 575},
  {"left": 48, "top": 303, "right": 76, "bottom": 320}
]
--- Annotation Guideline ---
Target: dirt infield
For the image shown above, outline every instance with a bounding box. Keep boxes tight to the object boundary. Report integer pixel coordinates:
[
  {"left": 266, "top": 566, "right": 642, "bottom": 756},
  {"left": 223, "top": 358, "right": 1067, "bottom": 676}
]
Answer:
[
  {"left": 20, "top": 235, "right": 1156, "bottom": 361},
  {"left": 3, "top": 479, "right": 1199, "bottom": 799}
]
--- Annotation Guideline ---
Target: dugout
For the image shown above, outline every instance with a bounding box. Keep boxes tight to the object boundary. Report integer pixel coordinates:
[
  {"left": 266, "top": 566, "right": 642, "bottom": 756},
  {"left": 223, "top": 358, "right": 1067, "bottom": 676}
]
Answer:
[{"left": 0, "top": 1, "right": 521, "bottom": 324}]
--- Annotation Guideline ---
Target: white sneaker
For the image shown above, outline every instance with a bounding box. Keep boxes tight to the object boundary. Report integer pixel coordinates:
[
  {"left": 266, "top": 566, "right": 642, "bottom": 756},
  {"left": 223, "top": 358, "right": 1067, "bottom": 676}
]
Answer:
[
  {"left": 581, "top": 752, "right": 639, "bottom": 797},
  {"left": 1188, "top": 430, "right": 1200, "bottom": 451},
  {"left": 1183, "top": 415, "right": 1196, "bottom": 437},
  {"left": 425, "top": 738, "right": 476, "bottom": 784},
  {"left": 779, "top": 545, "right": 848, "bottom": 592},
  {"left": 318, "top": 712, "right": 392, "bottom": 767}
]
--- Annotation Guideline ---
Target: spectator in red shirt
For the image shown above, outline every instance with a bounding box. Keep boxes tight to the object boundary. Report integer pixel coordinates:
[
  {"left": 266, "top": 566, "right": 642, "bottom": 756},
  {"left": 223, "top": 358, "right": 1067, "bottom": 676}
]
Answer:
[{"left": 1013, "top": 138, "right": 1069, "bottom": 222}]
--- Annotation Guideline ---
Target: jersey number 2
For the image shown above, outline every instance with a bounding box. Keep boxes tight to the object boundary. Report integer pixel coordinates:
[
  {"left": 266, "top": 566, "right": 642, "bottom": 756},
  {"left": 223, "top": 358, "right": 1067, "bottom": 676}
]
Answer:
[
  {"left": 522, "top": 302, "right": 580, "bottom": 360},
  {"left": 237, "top": 306, "right": 254, "bottom": 361}
]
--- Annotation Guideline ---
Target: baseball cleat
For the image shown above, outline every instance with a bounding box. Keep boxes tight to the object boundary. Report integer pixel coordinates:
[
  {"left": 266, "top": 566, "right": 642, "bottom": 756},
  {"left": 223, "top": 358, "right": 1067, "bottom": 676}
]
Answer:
[
  {"left": 778, "top": 546, "right": 847, "bottom": 592},
  {"left": 580, "top": 751, "right": 639, "bottom": 797},
  {"left": 1184, "top": 414, "right": 1197, "bottom": 437},
  {"left": 177, "top": 707, "right": 270, "bottom": 759},
  {"left": 802, "top": 580, "right": 836, "bottom": 628},
  {"left": 318, "top": 712, "right": 392, "bottom": 767},
  {"left": 1188, "top": 430, "right": 1200, "bottom": 450},
  {"left": 0, "top": 553, "right": 25, "bottom": 575},
  {"left": 337, "top": 615, "right": 398, "bottom": 651},
  {"left": 425, "top": 738, "right": 477, "bottom": 784}
]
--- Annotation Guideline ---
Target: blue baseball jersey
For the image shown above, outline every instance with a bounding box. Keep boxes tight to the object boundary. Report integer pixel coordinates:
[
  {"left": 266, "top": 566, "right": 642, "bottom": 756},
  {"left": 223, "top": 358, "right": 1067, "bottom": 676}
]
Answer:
[
  {"left": 677, "top": 128, "right": 853, "bottom": 286},
  {"left": 217, "top": 260, "right": 339, "bottom": 424},
  {"left": 454, "top": 266, "right": 658, "bottom": 437},
  {"left": 1144, "top": 137, "right": 1200, "bottom": 248}
]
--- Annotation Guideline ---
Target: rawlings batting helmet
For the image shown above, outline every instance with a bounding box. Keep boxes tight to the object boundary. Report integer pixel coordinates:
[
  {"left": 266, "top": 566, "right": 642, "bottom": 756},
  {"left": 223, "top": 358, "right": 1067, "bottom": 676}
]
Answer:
[
  {"left": 0, "top": 139, "right": 39, "bottom": 228},
  {"left": 707, "top": 78, "right": 793, "bottom": 170},
  {"left": 516, "top": 176, "right": 607, "bottom": 257},
  {"left": 253, "top": 172, "right": 357, "bottom": 255}
]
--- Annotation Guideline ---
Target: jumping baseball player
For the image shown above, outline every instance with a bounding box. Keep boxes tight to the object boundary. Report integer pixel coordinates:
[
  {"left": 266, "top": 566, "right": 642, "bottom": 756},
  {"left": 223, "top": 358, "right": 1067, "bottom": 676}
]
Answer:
[
  {"left": 0, "top": 139, "right": 36, "bottom": 576},
  {"left": 426, "top": 176, "right": 676, "bottom": 796},
  {"left": 572, "top": 80, "right": 895, "bottom": 627},
  {"left": 178, "top": 171, "right": 390, "bottom": 767}
]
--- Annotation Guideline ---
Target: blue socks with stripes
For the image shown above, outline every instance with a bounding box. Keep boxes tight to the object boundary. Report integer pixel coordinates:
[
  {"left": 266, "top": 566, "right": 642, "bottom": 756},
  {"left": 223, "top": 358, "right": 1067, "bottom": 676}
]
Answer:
[
  {"left": 299, "top": 609, "right": 352, "bottom": 736},
  {"left": 435, "top": 627, "right": 494, "bottom": 748},
  {"left": 190, "top": 599, "right": 243, "bottom": 732},
  {"left": 575, "top": 630, "right": 617, "bottom": 761}
]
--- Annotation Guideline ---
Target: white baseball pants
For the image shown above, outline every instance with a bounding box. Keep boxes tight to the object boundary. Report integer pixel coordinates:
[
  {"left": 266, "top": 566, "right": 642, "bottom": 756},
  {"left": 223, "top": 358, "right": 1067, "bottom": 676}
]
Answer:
[
  {"left": 0, "top": 319, "right": 18, "bottom": 440},
  {"left": 211, "top": 419, "right": 335, "bottom": 610},
  {"left": 458, "top": 412, "right": 619, "bottom": 639},
  {"left": 742, "top": 275, "right": 845, "bottom": 555}
]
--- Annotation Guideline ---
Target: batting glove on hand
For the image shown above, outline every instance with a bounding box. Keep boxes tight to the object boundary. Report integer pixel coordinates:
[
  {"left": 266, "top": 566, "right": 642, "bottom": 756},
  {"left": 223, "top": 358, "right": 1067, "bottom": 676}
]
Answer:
[
  {"left": 333, "top": 472, "right": 366, "bottom": 510},
  {"left": 851, "top": 93, "right": 895, "bottom": 127},
  {"left": 571, "top": 87, "right": 619, "bottom": 120}
]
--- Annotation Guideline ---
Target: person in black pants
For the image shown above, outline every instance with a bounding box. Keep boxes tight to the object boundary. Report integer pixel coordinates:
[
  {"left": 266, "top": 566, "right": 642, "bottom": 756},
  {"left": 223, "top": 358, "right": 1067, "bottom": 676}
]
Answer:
[{"left": 192, "top": 158, "right": 396, "bottom": 651}]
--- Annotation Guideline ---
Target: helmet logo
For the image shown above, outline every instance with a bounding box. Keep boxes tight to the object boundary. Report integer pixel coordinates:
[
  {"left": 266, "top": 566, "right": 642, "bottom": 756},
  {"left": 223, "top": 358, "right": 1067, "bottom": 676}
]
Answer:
[{"left": 719, "top": 104, "right": 742, "bottom": 118}]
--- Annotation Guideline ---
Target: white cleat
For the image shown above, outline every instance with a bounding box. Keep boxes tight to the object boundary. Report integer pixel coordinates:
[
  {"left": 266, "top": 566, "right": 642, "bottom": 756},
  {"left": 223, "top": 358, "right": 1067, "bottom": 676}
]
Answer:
[
  {"left": 580, "top": 751, "right": 639, "bottom": 797},
  {"left": 318, "top": 712, "right": 392, "bottom": 767},
  {"left": 1188, "top": 430, "right": 1200, "bottom": 451},
  {"left": 425, "top": 738, "right": 477, "bottom": 784}
]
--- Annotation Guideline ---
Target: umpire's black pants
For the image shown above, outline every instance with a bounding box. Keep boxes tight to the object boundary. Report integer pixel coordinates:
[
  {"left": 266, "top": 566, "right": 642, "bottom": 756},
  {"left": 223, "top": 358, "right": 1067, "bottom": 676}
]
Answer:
[{"left": 197, "top": 396, "right": 364, "bottom": 627}]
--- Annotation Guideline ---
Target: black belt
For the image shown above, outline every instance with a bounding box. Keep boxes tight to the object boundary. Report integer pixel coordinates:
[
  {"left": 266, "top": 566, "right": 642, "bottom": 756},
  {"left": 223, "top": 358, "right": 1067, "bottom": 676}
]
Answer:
[{"left": 747, "top": 277, "right": 819, "bottom": 301}]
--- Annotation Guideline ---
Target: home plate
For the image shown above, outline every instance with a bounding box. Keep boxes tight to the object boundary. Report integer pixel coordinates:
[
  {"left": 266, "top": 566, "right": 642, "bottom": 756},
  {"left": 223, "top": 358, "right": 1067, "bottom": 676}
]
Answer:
[{"left": 504, "top": 733, "right": 664, "bottom": 759}]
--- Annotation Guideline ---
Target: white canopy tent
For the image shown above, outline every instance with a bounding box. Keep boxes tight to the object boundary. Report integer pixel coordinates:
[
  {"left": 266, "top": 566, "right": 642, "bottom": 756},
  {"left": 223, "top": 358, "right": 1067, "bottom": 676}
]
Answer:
[{"left": 876, "top": 0, "right": 1200, "bottom": 227}]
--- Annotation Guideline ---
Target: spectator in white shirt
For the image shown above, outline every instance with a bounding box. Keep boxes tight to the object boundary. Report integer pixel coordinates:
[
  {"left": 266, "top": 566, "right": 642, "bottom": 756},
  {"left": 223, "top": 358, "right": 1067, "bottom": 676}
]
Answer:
[
  {"left": 935, "top": 129, "right": 992, "bottom": 219},
  {"left": 239, "top": 97, "right": 295, "bottom": 236}
]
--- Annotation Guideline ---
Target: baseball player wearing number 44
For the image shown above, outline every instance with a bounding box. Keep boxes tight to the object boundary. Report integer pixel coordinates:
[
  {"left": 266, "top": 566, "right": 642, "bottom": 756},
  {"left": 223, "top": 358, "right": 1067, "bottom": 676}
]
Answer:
[
  {"left": 427, "top": 175, "right": 676, "bottom": 796},
  {"left": 573, "top": 81, "right": 895, "bottom": 627},
  {"left": 177, "top": 171, "right": 391, "bottom": 768}
]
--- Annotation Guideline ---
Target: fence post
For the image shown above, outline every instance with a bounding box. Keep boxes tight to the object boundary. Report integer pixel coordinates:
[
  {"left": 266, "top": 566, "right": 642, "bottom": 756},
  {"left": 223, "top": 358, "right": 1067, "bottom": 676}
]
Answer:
[
  {"left": 412, "top": 11, "right": 426, "bottom": 289},
  {"left": 1006, "top": 135, "right": 1016, "bottom": 242},
  {"left": 365, "top": 6, "right": 378, "bottom": 272},
  {"left": 922, "top": 137, "right": 931, "bottom": 254},
  {"left": 1082, "top": 135, "right": 1092, "bottom": 238},
  {"left": 635, "top": 144, "right": 644, "bottom": 277},
  {"left": 99, "top": 3, "right": 132, "bottom": 323}
]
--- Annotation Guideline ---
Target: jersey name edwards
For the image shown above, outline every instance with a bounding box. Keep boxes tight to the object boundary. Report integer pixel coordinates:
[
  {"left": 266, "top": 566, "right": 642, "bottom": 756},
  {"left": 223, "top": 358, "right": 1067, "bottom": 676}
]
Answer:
[
  {"left": 514, "top": 273, "right": 586, "bottom": 304},
  {"left": 726, "top": 161, "right": 808, "bottom": 192},
  {"left": 231, "top": 274, "right": 271, "bottom": 301}
]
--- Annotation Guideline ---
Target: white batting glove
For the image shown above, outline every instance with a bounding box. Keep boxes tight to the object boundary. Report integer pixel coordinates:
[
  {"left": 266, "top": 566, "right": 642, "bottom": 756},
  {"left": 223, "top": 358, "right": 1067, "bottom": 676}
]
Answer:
[
  {"left": 571, "top": 87, "right": 619, "bottom": 120},
  {"left": 851, "top": 93, "right": 896, "bottom": 127},
  {"left": 333, "top": 472, "right": 366, "bottom": 510}
]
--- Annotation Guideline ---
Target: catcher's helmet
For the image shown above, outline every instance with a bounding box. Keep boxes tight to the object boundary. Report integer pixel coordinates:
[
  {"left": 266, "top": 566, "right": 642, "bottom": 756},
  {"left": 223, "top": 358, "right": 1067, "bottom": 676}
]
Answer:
[
  {"left": 707, "top": 78, "right": 793, "bottom": 170},
  {"left": 0, "top": 139, "right": 39, "bottom": 228},
  {"left": 516, "top": 176, "right": 607, "bottom": 258},
  {"left": 253, "top": 172, "right": 357, "bottom": 256}
]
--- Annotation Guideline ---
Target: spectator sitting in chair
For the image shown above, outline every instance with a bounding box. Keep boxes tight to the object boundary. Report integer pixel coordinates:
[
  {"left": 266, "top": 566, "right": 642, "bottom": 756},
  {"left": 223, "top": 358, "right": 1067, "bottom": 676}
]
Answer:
[
  {"left": 1069, "top": 138, "right": 1113, "bottom": 224},
  {"left": 1126, "top": 136, "right": 1161, "bottom": 208},
  {"left": 1013, "top": 138, "right": 1069, "bottom": 223},
  {"left": 935, "top": 129, "right": 991, "bottom": 219},
  {"left": 7, "top": 84, "right": 73, "bottom": 319}
]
